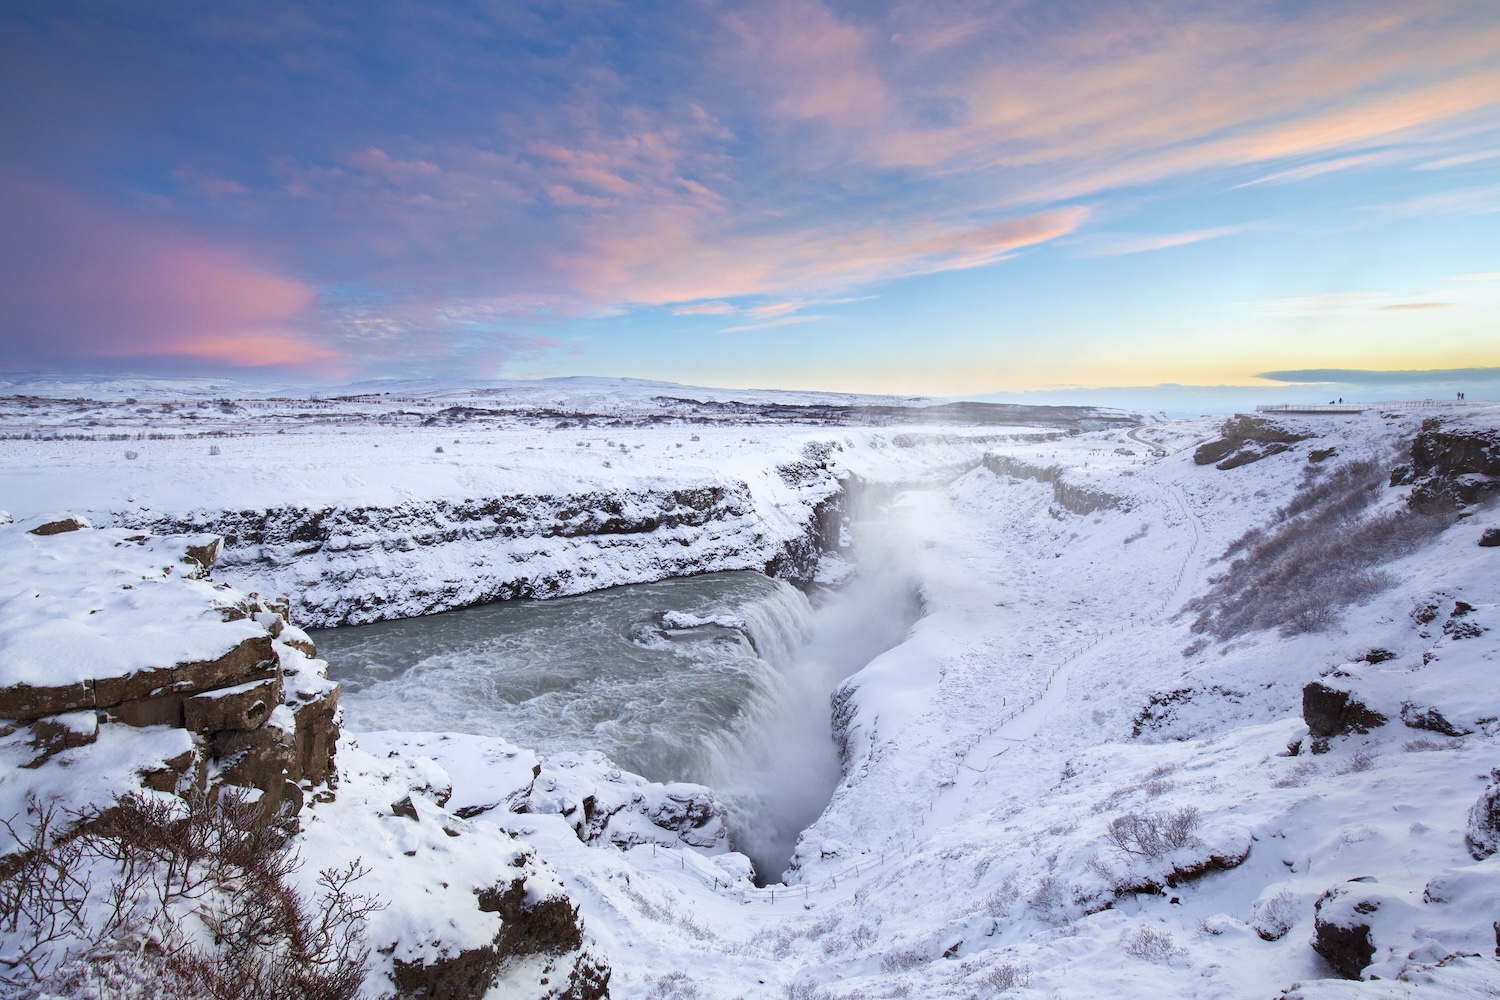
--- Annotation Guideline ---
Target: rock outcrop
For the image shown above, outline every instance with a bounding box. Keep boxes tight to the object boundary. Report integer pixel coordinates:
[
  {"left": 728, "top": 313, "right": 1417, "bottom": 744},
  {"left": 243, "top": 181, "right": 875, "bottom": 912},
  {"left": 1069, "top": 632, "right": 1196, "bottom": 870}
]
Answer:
[
  {"left": 0, "top": 519, "right": 340, "bottom": 825},
  {"left": 391, "top": 865, "right": 609, "bottom": 1000},
  {"left": 1467, "top": 769, "right": 1500, "bottom": 860},
  {"left": 2, "top": 518, "right": 613, "bottom": 1000},
  {"left": 1302, "top": 680, "right": 1387, "bottom": 740},
  {"left": 1395, "top": 420, "right": 1500, "bottom": 513},
  {"left": 117, "top": 466, "right": 847, "bottom": 627},
  {"left": 981, "top": 454, "right": 1132, "bottom": 515},
  {"left": 1192, "top": 415, "right": 1314, "bottom": 470}
]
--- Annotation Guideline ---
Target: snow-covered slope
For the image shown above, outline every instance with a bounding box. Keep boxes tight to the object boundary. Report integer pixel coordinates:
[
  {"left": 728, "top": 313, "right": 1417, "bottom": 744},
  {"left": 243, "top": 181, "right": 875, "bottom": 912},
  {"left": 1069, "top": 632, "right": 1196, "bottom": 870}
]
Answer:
[
  {"left": 0, "top": 384, "right": 1098, "bottom": 625},
  {"left": 4, "top": 387, "right": 1499, "bottom": 999}
]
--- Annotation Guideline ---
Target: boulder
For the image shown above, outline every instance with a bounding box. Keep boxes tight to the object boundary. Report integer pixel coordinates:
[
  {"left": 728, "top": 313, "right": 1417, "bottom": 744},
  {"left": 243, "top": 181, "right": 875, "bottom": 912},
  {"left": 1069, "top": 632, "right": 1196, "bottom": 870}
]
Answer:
[
  {"left": 1311, "top": 882, "right": 1382, "bottom": 979},
  {"left": 1400, "top": 702, "right": 1469, "bottom": 738},
  {"left": 1466, "top": 769, "right": 1500, "bottom": 860},
  {"left": 182, "top": 535, "right": 224, "bottom": 571},
  {"left": 1302, "top": 681, "right": 1387, "bottom": 738},
  {"left": 211, "top": 722, "right": 297, "bottom": 820},
  {"left": 1480, "top": 527, "right": 1500, "bottom": 547},
  {"left": 140, "top": 744, "right": 204, "bottom": 794},
  {"left": 1310, "top": 880, "right": 1423, "bottom": 980},
  {"left": 27, "top": 514, "right": 91, "bottom": 536}
]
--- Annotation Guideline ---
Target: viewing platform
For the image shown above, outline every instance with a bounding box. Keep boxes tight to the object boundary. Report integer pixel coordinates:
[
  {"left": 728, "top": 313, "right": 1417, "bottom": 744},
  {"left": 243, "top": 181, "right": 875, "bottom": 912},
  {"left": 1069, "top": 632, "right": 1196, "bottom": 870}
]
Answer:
[{"left": 1256, "top": 399, "right": 1480, "bottom": 415}]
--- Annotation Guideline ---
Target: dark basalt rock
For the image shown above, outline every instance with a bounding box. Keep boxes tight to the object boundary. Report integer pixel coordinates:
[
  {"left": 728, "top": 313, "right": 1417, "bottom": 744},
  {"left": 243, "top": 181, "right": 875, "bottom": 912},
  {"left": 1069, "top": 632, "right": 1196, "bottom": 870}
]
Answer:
[
  {"left": 1400, "top": 702, "right": 1469, "bottom": 737},
  {"left": 1312, "top": 885, "right": 1378, "bottom": 980},
  {"left": 1193, "top": 415, "right": 1314, "bottom": 469},
  {"left": 1405, "top": 422, "right": 1500, "bottom": 513},
  {"left": 1481, "top": 527, "right": 1500, "bottom": 547},
  {"left": 28, "top": 514, "right": 90, "bottom": 535},
  {"left": 392, "top": 873, "right": 608, "bottom": 1000},
  {"left": 1302, "top": 681, "right": 1386, "bottom": 738},
  {"left": 1466, "top": 769, "right": 1500, "bottom": 860}
]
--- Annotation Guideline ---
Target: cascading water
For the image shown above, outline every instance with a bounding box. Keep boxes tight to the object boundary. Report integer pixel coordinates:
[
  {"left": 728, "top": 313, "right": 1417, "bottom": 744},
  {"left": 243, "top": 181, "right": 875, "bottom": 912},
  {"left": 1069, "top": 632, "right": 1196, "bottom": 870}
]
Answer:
[
  {"left": 315, "top": 572, "right": 812, "bottom": 784},
  {"left": 313, "top": 480, "right": 928, "bottom": 884}
]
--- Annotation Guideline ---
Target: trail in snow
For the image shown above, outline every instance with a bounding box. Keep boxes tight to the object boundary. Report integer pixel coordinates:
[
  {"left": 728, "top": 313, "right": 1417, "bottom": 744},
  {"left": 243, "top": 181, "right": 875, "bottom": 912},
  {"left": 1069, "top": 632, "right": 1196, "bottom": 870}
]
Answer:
[{"left": 924, "top": 480, "right": 1205, "bottom": 831}]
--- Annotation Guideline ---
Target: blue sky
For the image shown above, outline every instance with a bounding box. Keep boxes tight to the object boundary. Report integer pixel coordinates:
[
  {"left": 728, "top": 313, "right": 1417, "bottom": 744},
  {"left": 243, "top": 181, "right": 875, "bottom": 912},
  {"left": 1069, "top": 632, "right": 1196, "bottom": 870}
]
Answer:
[{"left": 1, "top": 1, "right": 1498, "bottom": 397}]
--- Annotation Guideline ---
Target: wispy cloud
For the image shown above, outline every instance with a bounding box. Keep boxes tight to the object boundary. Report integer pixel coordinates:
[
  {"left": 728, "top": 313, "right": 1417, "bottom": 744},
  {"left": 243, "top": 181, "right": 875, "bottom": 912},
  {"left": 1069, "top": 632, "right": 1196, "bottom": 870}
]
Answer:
[
  {"left": 671, "top": 301, "right": 737, "bottom": 315},
  {"left": 1256, "top": 278, "right": 1500, "bottom": 317},
  {"left": 1233, "top": 152, "right": 1391, "bottom": 188},
  {"left": 1080, "top": 224, "right": 1255, "bottom": 257},
  {"left": 719, "top": 314, "right": 828, "bottom": 333},
  {"left": 1417, "top": 148, "right": 1500, "bottom": 169}
]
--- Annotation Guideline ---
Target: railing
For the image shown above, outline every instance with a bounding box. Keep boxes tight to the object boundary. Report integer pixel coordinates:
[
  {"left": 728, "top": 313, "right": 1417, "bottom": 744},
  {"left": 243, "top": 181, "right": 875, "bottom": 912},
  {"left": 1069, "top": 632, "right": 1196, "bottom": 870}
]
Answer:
[{"left": 1256, "top": 399, "right": 1478, "bottom": 414}]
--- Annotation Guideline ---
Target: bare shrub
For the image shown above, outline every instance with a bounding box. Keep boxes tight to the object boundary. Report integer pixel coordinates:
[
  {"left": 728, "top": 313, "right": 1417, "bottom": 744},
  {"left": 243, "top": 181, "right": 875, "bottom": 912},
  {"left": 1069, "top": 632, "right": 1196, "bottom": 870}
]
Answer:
[
  {"left": 1249, "top": 891, "right": 1299, "bottom": 941},
  {"left": 1336, "top": 750, "right": 1377, "bottom": 774},
  {"left": 1187, "top": 460, "right": 1445, "bottom": 640},
  {"left": 879, "top": 949, "right": 927, "bottom": 973},
  {"left": 209, "top": 445, "right": 221, "bottom": 456},
  {"left": 985, "top": 875, "right": 1020, "bottom": 916},
  {"left": 0, "top": 790, "right": 380, "bottom": 1000},
  {"left": 124, "top": 450, "right": 139, "bottom": 460},
  {"left": 1121, "top": 925, "right": 1182, "bottom": 961},
  {"left": 1028, "top": 873, "right": 1063, "bottom": 913},
  {"left": 648, "top": 970, "right": 701, "bottom": 999},
  {"left": 1106, "top": 808, "right": 1200, "bottom": 860},
  {"left": 1402, "top": 737, "right": 1455, "bottom": 752},
  {"left": 0, "top": 801, "right": 91, "bottom": 989},
  {"left": 985, "top": 962, "right": 1033, "bottom": 991}
]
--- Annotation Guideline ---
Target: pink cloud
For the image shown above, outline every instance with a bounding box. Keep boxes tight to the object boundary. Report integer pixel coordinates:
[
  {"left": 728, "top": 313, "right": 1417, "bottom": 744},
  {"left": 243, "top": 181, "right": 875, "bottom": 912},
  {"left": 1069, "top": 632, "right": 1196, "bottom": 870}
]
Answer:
[{"left": 0, "top": 183, "right": 331, "bottom": 371}]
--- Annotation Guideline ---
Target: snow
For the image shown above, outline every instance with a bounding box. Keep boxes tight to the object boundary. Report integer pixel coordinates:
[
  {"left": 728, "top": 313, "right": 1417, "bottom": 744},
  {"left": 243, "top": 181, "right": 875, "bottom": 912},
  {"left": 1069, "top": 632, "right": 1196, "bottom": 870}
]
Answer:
[
  {"left": 4, "top": 381, "right": 1500, "bottom": 998},
  {"left": 0, "top": 522, "right": 265, "bottom": 690}
]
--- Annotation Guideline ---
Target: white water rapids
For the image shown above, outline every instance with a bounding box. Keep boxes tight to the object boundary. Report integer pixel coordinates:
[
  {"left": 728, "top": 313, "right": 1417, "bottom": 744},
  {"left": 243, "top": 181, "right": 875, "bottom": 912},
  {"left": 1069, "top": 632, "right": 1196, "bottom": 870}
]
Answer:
[{"left": 314, "top": 487, "right": 924, "bottom": 882}]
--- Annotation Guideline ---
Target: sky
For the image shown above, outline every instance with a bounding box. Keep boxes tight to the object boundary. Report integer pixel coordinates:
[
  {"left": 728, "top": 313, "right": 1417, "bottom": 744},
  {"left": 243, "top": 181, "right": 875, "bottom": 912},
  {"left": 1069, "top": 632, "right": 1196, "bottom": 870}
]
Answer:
[{"left": 1, "top": 0, "right": 1498, "bottom": 399}]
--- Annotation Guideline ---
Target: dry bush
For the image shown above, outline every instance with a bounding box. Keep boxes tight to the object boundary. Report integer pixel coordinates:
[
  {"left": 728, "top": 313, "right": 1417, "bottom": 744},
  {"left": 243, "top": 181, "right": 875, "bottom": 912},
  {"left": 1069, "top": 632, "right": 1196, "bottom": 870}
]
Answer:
[
  {"left": 1188, "top": 460, "right": 1445, "bottom": 640},
  {"left": 1120, "top": 925, "right": 1181, "bottom": 961},
  {"left": 0, "top": 801, "right": 91, "bottom": 988},
  {"left": 0, "top": 791, "right": 380, "bottom": 1000},
  {"left": 648, "top": 970, "right": 701, "bottom": 1000},
  {"left": 984, "top": 875, "right": 1020, "bottom": 916},
  {"left": 1106, "top": 808, "right": 1201, "bottom": 860},
  {"left": 1250, "top": 891, "right": 1299, "bottom": 941},
  {"left": 985, "top": 963, "right": 1032, "bottom": 991},
  {"left": 879, "top": 949, "right": 927, "bottom": 973}
]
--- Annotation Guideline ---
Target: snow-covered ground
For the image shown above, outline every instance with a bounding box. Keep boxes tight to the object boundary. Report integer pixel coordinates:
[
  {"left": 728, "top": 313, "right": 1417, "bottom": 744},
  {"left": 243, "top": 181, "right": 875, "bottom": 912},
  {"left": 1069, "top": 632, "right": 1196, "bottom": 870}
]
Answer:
[{"left": 3, "top": 379, "right": 1499, "bottom": 998}]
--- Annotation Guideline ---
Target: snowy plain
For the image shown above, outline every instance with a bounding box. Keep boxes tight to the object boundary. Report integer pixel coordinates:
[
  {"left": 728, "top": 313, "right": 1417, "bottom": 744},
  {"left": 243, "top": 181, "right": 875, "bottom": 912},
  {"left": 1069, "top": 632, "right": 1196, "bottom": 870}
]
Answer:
[{"left": 2, "top": 377, "right": 1499, "bottom": 998}]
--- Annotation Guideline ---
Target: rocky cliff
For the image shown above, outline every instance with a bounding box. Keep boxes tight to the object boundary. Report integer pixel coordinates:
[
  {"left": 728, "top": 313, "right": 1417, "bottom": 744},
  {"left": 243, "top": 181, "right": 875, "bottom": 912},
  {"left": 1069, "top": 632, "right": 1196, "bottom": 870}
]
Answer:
[{"left": 116, "top": 463, "right": 846, "bottom": 628}]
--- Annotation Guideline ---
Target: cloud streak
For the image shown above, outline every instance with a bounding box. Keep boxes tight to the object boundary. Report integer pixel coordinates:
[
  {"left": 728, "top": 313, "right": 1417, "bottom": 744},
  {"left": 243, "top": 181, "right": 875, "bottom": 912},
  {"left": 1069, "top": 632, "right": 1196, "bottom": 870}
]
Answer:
[{"left": 1080, "top": 224, "right": 1255, "bottom": 257}]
